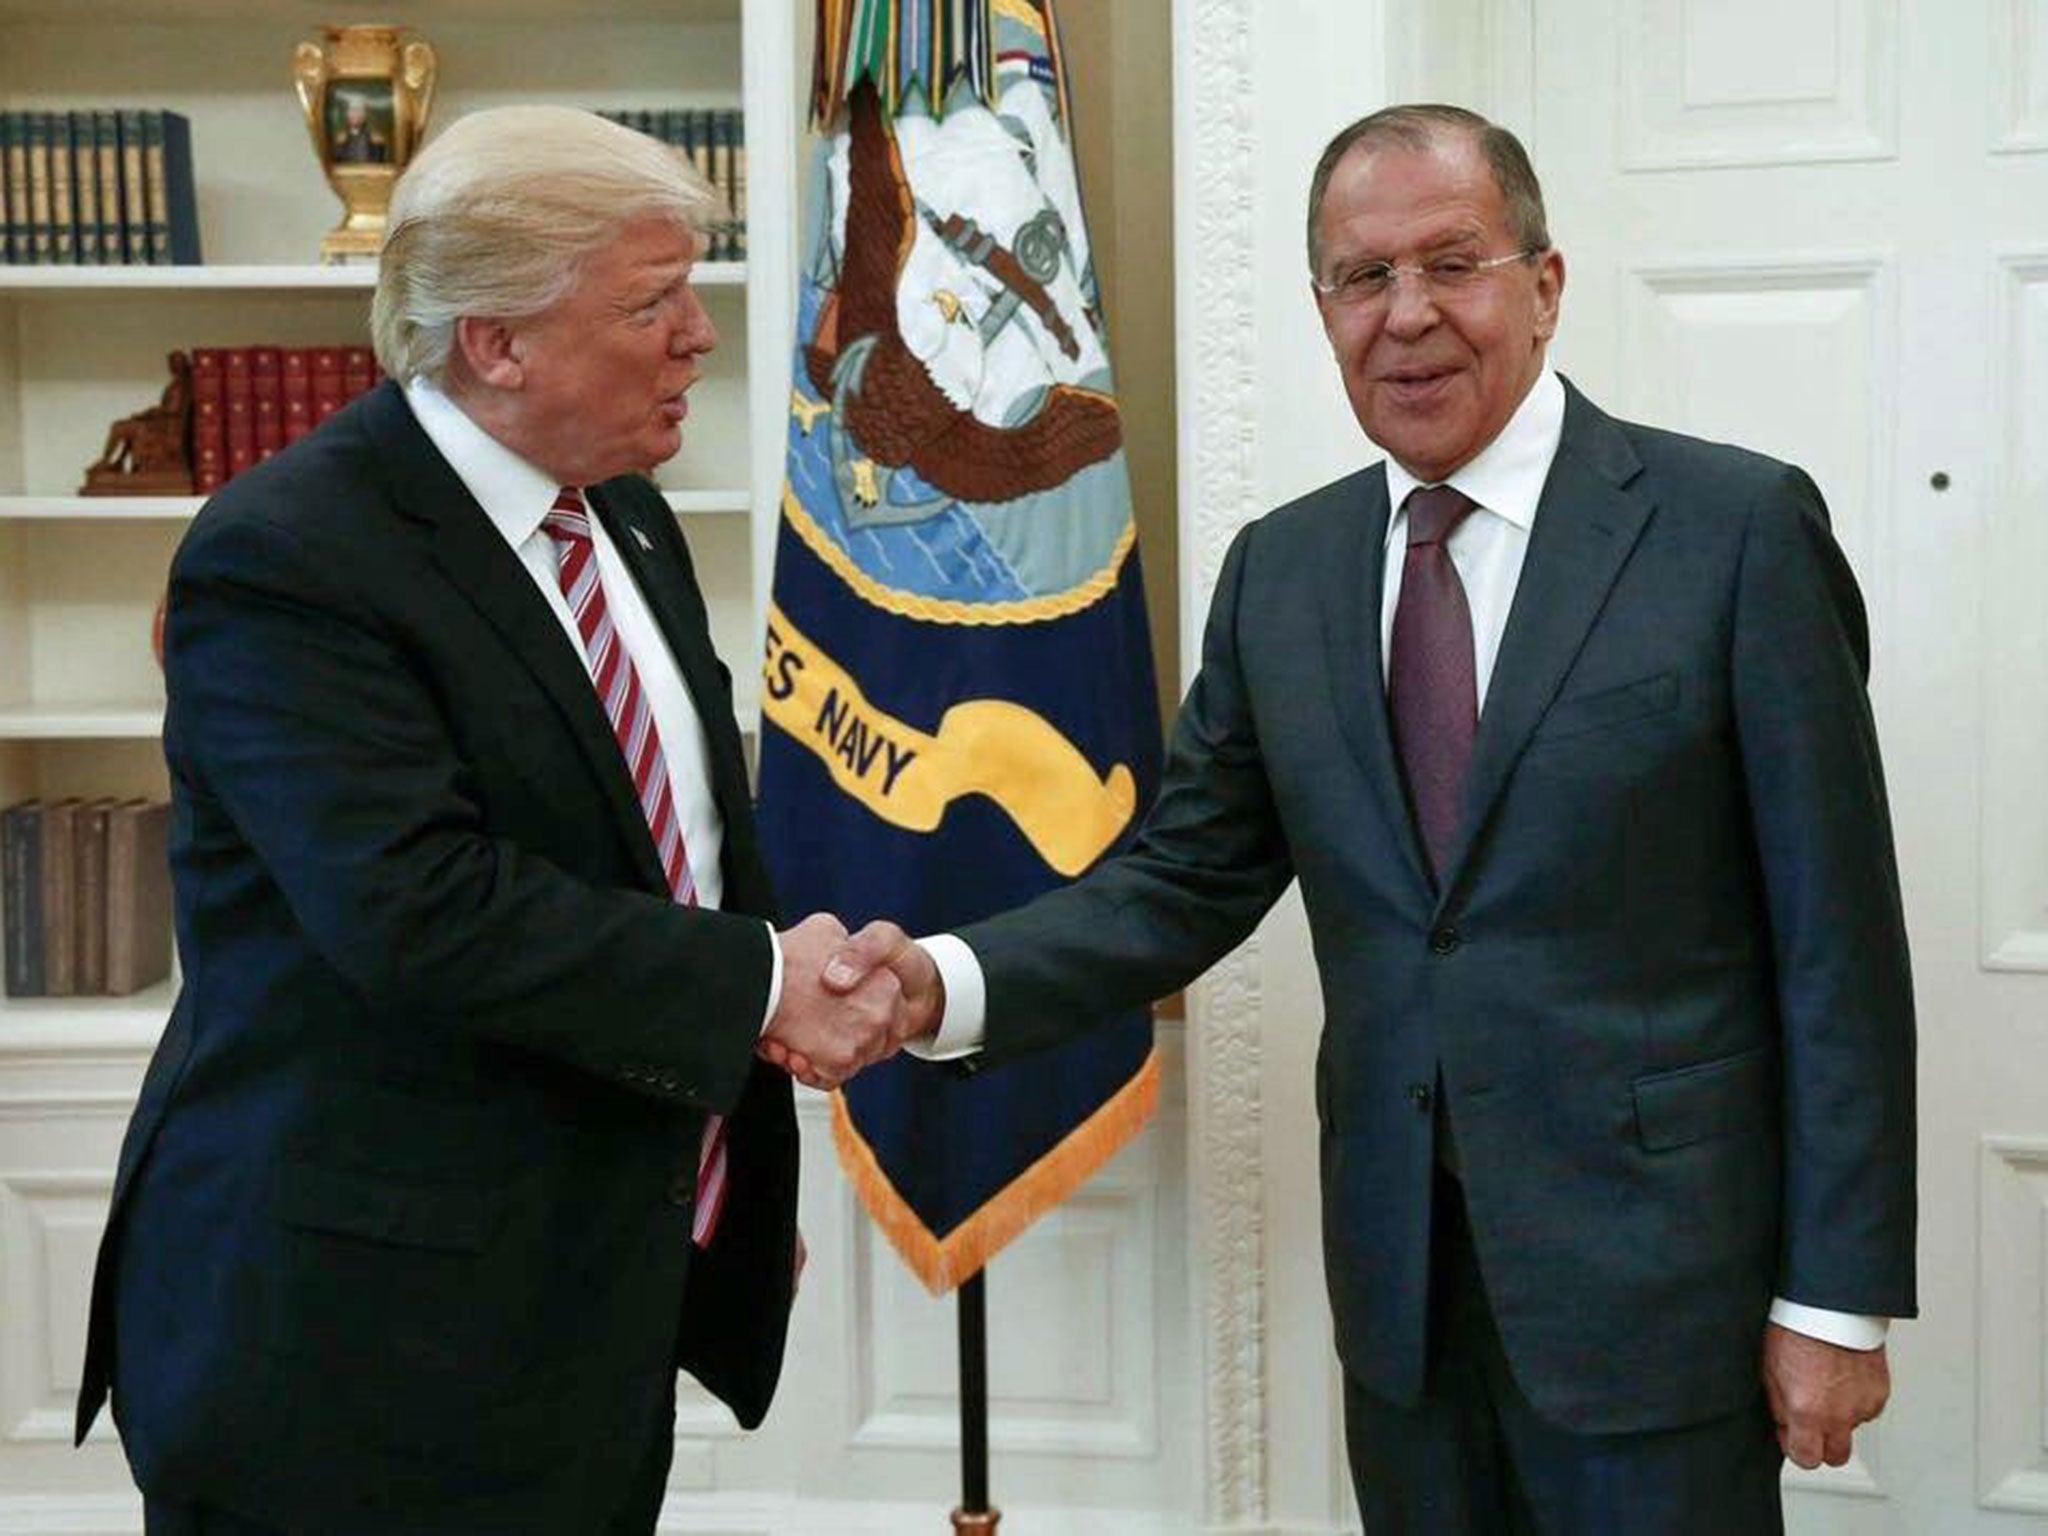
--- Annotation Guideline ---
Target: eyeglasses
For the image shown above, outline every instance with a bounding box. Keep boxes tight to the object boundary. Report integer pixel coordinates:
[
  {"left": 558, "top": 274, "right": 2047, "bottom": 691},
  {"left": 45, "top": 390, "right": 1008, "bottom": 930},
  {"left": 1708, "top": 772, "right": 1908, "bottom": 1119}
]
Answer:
[{"left": 1312, "top": 249, "right": 1541, "bottom": 306}]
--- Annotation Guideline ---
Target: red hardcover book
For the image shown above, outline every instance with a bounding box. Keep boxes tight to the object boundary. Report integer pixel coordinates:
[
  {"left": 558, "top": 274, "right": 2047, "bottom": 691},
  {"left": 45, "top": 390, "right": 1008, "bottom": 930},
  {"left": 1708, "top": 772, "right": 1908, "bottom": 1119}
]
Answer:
[
  {"left": 190, "top": 348, "right": 226, "bottom": 404},
  {"left": 193, "top": 402, "right": 226, "bottom": 491},
  {"left": 310, "top": 347, "right": 344, "bottom": 425},
  {"left": 251, "top": 346, "right": 284, "bottom": 459},
  {"left": 223, "top": 346, "right": 253, "bottom": 405},
  {"left": 282, "top": 349, "right": 313, "bottom": 445},
  {"left": 341, "top": 345, "right": 374, "bottom": 402},
  {"left": 225, "top": 394, "right": 256, "bottom": 478},
  {"left": 190, "top": 348, "right": 229, "bottom": 493}
]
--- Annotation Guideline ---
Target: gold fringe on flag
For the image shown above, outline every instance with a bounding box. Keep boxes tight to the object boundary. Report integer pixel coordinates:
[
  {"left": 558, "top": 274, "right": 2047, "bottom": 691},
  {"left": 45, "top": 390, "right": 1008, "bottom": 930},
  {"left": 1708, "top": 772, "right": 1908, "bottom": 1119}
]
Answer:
[{"left": 830, "top": 1046, "right": 1162, "bottom": 1294}]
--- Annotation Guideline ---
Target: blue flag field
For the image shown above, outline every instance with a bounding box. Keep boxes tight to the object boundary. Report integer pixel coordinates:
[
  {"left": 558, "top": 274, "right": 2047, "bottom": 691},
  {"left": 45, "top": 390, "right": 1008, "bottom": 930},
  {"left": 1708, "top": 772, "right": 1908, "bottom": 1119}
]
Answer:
[{"left": 756, "top": 0, "right": 1162, "bottom": 1291}]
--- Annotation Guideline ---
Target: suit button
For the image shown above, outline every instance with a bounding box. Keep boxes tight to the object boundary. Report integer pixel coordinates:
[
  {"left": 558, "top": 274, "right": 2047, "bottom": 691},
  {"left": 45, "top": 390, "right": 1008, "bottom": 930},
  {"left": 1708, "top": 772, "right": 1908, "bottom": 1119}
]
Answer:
[
  {"left": 1429, "top": 926, "right": 1462, "bottom": 955},
  {"left": 1407, "top": 1082, "right": 1433, "bottom": 1112},
  {"left": 656, "top": 1072, "right": 679, "bottom": 1093},
  {"left": 668, "top": 1175, "right": 693, "bottom": 1208}
]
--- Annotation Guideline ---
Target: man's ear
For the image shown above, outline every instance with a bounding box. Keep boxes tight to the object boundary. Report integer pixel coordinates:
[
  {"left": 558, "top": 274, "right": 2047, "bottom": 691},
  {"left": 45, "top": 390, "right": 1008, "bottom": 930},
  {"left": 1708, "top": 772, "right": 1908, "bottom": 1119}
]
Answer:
[
  {"left": 454, "top": 315, "right": 524, "bottom": 390},
  {"left": 1533, "top": 248, "right": 1566, "bottom": 342}
]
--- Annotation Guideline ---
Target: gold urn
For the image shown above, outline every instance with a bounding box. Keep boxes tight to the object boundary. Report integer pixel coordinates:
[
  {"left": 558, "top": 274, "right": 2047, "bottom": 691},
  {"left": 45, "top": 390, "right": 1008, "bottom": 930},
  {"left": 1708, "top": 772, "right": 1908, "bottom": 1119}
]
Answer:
[{"left": 291, "top": 24, "right": 437, "bottom": 263}]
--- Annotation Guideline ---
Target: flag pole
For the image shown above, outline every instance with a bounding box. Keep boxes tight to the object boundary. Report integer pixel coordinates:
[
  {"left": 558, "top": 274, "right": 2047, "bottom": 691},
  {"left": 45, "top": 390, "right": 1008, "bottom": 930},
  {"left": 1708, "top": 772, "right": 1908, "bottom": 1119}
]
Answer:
[{"left": 950, "top": 1272, "right": 1000, "bottom": 1531}]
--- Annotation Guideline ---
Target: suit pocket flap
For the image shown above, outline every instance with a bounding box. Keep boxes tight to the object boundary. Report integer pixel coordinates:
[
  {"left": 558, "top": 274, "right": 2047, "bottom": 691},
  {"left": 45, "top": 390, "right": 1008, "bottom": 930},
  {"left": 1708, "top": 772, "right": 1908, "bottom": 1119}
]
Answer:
[
  {"left": 1534, "top": 670, "right": 1680, "bottom": 745},
  {"left": 1633, "top": 1044, "right": 1776, "bottom": 1151},
  {"left": 276, "top": 1159, "right": 501, "bottom": 1253}
]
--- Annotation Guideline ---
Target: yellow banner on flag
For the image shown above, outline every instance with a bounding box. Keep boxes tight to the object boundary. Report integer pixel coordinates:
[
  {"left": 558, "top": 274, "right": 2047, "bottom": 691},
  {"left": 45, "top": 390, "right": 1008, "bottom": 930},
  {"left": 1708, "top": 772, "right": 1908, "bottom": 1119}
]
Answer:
[{"left": 762, "top": 602, "right": 1135, "bottom": 876}]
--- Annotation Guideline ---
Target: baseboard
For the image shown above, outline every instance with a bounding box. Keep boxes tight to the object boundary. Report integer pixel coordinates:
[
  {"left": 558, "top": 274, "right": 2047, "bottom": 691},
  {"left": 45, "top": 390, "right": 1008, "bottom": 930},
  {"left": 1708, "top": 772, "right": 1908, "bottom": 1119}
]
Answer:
[
  {"left": 0, "top": 1492, "right": 1357, "bottom": 1535},
  {"left": 656, "top": 1505, "right": 1361, "bottom": 1536},
  {"left": 652, "top": 1497, "right": 1187, "bottom": 1534}
]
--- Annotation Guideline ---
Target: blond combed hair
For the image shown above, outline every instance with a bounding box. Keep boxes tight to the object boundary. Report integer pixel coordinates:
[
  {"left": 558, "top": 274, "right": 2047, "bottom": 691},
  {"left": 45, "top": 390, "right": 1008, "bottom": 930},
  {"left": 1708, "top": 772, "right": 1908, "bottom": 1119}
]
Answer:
[{"left": 370, "top": 105, "right": 727, "bottom": 384}]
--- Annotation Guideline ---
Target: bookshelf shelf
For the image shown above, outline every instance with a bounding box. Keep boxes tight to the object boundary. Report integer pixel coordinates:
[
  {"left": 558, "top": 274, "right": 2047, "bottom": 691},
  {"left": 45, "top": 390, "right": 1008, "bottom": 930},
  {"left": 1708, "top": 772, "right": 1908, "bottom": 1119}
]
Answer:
[
  {"left": 0, "top": 265, "right": 373, "bottom": 292},
  {"left": 0, "top": 261, "right": 747, "bottom": 294},
  {"left": 0, "top": 0, "right": 738, "bottom": 22},
  {"left": 0, "top": 705, "right": 163, "bottom": 739},
  {"left": 0, "top": 496, "right": 198, "bottom": 519},
  {"left": 0, "top": 490, "right": 749, "bottom": 519},
  {"left": 660, "top": 488, "right": 751, "bottom": 516},
  {"left": 0, "top": 977, "right": 175, "bottom": 1052}
]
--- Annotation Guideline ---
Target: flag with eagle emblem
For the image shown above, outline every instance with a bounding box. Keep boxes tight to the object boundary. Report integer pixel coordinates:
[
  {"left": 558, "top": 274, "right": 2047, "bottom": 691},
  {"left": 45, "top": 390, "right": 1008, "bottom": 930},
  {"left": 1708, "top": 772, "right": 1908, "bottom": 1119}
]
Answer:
[{"left": 756, "top": 0, "right": 1162, "bottom": 1292}]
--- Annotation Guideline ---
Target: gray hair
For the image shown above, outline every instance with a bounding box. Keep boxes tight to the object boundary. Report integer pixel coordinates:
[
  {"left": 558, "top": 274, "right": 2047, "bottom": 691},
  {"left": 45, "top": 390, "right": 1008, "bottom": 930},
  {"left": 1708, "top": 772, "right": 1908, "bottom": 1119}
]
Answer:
[
  {"left": 370, "top": 105, "right": 726, "bottom": 384},
  {"left": 1304, "top": 104, "right": 1550, "bottom": 277}
]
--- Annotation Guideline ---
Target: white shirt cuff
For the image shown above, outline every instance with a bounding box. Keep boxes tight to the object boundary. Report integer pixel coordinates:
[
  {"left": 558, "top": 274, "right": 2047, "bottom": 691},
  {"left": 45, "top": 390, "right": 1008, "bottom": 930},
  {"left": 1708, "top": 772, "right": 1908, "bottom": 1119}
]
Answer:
[
  {"left": 1769, "top": 1298, "right": 1889, "bottom": 1351},
  {"left": 757, "top": 920, "right": 783, "bottom": 1038},
  {"left": 902, "top": 933, "right": 986, "bottom": 1060}
]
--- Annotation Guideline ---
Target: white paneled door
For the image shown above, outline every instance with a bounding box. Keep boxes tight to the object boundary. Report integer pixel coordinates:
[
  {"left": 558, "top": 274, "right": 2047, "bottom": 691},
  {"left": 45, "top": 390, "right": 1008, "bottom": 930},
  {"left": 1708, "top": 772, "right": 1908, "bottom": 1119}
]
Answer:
[{"left": 1519, "top": 0, "right": 2048, "bottom": 1529}]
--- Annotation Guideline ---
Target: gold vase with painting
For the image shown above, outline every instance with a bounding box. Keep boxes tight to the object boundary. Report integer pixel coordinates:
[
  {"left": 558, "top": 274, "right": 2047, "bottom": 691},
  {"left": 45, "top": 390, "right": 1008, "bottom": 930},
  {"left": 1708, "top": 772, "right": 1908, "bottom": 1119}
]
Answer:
[{"left": 292, "top": 25, "right": 437, "bottom": 263}]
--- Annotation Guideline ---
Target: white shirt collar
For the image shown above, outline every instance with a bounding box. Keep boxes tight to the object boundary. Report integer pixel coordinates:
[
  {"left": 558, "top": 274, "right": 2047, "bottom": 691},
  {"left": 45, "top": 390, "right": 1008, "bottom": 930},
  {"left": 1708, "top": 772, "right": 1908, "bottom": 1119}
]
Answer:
[
  {"left": 404, "top": 376, "right": 567, "bottom": 548},
  {"left": 1382, "top": 366, "right": 1565, "bottom": 546}
]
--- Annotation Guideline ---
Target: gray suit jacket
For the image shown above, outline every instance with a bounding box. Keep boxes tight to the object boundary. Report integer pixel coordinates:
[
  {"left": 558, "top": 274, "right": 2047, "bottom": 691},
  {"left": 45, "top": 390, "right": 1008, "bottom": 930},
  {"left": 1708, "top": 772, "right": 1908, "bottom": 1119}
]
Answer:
[{"left": 962, "top": 380, "right": 1916, "bottom": 1435}]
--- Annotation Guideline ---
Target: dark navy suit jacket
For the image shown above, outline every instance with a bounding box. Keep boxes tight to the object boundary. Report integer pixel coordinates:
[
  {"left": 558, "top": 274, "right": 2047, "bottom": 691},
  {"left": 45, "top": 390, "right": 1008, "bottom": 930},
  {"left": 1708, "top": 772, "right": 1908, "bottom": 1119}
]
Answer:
[
  {"left": 74, "top": 383, "right": 797, "bottom": 1533},
  {"left": 962, "top": 381, "right": 1916, "bottom": 1435}
]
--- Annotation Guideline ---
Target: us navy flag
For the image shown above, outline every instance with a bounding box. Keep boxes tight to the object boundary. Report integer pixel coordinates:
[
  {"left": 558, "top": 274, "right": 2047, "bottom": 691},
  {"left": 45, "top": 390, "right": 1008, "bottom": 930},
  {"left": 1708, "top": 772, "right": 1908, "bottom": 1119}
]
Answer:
[{"left": 757, "top": 0, "right": 1162, "bottom": 1291}]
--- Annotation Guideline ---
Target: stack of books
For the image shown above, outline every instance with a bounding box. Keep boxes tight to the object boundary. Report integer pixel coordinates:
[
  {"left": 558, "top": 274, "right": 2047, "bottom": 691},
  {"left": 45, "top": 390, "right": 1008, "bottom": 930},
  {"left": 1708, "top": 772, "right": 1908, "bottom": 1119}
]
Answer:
[
  {"left": 597, "top": 108, "right": 746, "bottom": 260},
  {"left": 2, "top": 799, "right": 173, "bottom": 998},
  {"left": 0, "top": 109, "right": 201, "bottom": 266},
  {"left": 192, "top": 345, "right": 383, "bottom": 491}
]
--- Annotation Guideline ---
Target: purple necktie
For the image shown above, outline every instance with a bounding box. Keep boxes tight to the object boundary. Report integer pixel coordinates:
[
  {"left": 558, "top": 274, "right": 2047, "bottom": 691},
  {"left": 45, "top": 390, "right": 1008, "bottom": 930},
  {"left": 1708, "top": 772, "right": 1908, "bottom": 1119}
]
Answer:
[{"left": 1388, "top": 484, "right": 1480, "bottom": 883}]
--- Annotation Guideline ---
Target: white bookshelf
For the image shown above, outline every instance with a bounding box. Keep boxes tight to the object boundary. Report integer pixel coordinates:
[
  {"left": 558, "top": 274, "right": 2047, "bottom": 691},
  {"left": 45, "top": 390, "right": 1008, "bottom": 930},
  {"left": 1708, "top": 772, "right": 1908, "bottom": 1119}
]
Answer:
[
  {"left": 0, "top": 259, "right": 749, "bottom": 293},
  {"left": 0, "top": 489, "right": 752, "bottom": 519},
  {"left": 0, "top": 0, "right": 813, "bottom": 1512},
  {"left": 0, "top": 9, "right": 802, "bottom": 1436},
  {"left": 0, "top": 0, "right": 807, "bottom": 1490}
]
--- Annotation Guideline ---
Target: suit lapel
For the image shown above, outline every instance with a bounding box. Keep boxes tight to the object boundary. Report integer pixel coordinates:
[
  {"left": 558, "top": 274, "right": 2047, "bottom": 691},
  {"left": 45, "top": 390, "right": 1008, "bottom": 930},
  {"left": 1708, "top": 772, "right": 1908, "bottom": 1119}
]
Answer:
[
  {"left": 1320, "top": 464, "right": 1435, "bottom": 896},
  {"left": 363, "top": 385, "right": 668, "bottom": 894},
  {"left": 1432, "top": 383, "right": 1655, "bottom": 907}
]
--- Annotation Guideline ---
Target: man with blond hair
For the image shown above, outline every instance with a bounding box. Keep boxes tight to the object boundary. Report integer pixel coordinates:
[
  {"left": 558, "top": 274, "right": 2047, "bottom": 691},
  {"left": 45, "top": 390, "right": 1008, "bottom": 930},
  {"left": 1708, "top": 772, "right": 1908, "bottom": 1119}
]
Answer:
[{"left": 75, "top": 107, "right": 917, "bottom": 1534}]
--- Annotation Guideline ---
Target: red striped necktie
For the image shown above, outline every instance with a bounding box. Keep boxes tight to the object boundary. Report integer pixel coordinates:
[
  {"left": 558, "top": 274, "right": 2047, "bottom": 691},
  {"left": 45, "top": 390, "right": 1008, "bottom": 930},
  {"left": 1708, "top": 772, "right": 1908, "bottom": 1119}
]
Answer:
[{"left": 543, "top": 486, "right": 729, "bottom": 1247}]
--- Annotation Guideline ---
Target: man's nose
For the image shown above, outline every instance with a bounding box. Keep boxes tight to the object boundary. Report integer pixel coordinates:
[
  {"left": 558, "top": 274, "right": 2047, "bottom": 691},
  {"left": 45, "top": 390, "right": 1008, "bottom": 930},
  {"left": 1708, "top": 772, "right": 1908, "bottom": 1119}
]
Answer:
[
  {"left": 672, "top": 292, "right": 717, "bottom": 355},
  {"left": 1381, "top": 275, "right": 1439, "bottom": 337}
]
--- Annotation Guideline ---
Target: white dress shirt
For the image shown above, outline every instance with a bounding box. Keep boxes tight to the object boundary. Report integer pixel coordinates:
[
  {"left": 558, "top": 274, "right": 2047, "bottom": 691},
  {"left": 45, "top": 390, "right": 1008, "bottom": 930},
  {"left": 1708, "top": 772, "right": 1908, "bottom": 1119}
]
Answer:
[
  {"left": 911, "top": 366, "right": 1884, "bottom": 1351},
  {"left": 405, "top": 378, "right": 782, "bottom": 1026},
  {"left": 1379, "top": 369, "right": 1562, "bottom": 705}
]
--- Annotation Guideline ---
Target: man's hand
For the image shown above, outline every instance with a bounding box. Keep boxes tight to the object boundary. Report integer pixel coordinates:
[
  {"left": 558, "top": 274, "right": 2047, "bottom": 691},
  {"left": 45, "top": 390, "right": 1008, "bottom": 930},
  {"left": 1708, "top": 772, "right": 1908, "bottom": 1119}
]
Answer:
[
  {"left": 824, "top": 920, "right": 943, "bottom": 1033},
  {"left": 1762, "top": 1323, "right": 1890, "bottom": 1469},
  {"left": 757, "top": 920, "right": 945, "bottom": 1089},
  {"left": 759, "top": 913, "right": 905, "bottom": 1091}
]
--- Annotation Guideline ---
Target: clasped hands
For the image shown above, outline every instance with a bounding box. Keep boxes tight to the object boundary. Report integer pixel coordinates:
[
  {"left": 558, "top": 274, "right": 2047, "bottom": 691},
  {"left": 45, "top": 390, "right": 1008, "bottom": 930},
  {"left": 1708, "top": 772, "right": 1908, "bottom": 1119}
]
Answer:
[{"left": 757, "top": 914, "right": 941, "bottom": 1090}]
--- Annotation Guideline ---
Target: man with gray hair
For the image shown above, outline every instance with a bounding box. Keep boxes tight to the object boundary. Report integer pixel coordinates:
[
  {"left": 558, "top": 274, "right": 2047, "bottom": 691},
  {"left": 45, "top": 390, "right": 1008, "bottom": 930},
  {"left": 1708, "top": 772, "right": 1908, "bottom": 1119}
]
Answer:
[
  {"left": 817, "top": 102, "right": 1916, "bottom": 1531},
  {"left": 74, "top": 107, "right": 921, "bottom": 1534}
]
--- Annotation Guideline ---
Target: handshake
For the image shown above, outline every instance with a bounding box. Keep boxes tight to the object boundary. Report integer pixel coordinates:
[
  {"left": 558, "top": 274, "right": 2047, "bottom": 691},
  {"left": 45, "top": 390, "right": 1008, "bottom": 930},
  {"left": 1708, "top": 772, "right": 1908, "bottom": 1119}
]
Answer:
[{"left": 757, "top": 914, "right": 944, "bottom": 1091}]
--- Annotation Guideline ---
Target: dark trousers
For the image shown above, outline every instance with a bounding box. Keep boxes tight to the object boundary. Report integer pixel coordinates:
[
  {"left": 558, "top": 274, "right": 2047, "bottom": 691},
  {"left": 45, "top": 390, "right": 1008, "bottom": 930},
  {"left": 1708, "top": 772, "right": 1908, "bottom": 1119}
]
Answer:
[
  {"left": 142, "top": 1382, "right": 677, "bottom": 1536},
  {"left": 1342, "top": 1172, "right": 1785, "bottom": 1536}
]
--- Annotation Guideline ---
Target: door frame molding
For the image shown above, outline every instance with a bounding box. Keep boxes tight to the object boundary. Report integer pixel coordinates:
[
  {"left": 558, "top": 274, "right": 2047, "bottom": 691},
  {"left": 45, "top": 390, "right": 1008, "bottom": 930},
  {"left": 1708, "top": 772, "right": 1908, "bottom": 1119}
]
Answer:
[{"left": 1173, "top": 0, "right": 1271, "bottom": 1524}]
